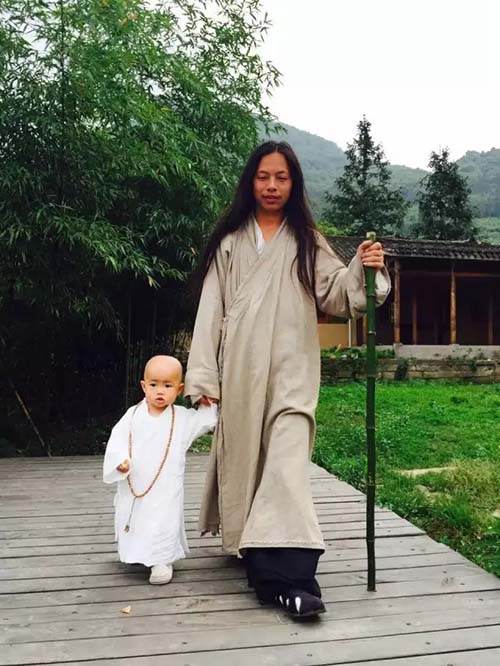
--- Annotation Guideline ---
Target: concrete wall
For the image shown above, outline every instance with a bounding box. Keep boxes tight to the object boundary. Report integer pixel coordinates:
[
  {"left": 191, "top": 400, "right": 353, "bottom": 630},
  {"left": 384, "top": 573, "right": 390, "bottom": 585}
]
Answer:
[
  {"left": 318, "top": 321, "right": 357, "bottom": 349},
  {"left": 321, "top": 357, "right": 500, "bottom": 384},
  {"left": 394, "top": 344, "right": 500, "bottom": 361}
]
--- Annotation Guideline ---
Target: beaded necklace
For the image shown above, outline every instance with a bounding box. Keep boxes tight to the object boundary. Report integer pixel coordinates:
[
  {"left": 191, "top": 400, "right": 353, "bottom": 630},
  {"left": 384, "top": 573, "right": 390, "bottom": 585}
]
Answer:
[{"left": 124, "top": 402, "right": 176, "bottom": 533}]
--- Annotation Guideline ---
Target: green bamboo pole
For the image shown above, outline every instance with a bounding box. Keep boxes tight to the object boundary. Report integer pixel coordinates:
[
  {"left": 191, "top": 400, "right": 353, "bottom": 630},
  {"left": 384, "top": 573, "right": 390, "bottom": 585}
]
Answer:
[{"left": 365, "top": 230, "right": 377, "bottom": 592}]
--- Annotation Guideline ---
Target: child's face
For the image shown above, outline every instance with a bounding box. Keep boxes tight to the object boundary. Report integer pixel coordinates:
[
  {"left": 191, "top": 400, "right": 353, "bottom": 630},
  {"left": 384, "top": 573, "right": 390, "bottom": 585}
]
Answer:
[{"left": 140, "top": 365, "right": 184, "bottom": 413}]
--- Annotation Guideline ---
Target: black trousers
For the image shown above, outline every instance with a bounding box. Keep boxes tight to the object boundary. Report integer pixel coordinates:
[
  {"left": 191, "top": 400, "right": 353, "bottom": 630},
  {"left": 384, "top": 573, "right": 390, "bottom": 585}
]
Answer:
[{"left": 245, "top": 547, "right": 323, "bottom": 602}]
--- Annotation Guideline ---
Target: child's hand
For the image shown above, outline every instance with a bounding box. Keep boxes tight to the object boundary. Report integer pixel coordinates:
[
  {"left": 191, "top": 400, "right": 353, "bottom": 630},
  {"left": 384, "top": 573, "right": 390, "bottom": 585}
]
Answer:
[{"left": 116, "top": 459, "right": 130, "bottom": 473}]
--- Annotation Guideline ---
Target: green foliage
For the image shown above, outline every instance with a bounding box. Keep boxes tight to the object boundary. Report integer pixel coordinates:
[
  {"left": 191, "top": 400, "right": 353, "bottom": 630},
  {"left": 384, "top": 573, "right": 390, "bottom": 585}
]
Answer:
[
  {"left": 314, "top": 381, "right": 500, "bottom": 575},
  {"left": 316, "top": 220, "right": 342, "bottom": 237},
  {"left": 190, "top": 433, "right": 213, "bottom": 454},
  {"left": 323, "top": 117, "right": 409, "bottom": 236},
  {"left": 0, "top": 0, "right": 278, "bottom": 443},
  {"left": 389, "top": 165, "right": 428, "bottom": 202},
  {"left": 0, "top": 0, "right": 278, "bottom": 326},
  {"left": 476, "top": 217, "right": 500, "bottom": 243},
  {"left": 414, "top": 149, "right": 478, "bottom": 241},
  {"left": 458, "top": 149, "right": 500, "bottom": 217},
  {"left": 321, "top": 346, "right": 395, "bottom": 360}
]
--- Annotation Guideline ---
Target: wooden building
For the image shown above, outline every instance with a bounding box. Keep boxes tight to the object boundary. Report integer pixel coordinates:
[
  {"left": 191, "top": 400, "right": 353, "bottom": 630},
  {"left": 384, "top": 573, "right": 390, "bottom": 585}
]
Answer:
[{"left": 325, "top": 236, "right": 500, "bottom": 347}]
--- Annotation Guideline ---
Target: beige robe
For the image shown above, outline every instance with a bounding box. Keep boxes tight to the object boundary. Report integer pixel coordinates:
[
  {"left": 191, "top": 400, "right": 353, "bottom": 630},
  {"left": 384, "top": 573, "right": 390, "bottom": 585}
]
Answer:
[{"left": 184, "top": 221, "right": 390, "bottom": 556}]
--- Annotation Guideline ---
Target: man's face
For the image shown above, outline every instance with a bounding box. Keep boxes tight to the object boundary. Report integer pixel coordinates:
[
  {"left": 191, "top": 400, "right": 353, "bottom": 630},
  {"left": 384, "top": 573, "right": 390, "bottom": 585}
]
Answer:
[{"left": 253, "top": 152, "right": 292, "bottom": 215}]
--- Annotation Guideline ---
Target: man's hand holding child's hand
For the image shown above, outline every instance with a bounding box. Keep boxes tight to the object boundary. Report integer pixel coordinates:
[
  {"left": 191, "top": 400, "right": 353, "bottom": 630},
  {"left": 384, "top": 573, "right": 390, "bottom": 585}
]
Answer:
[
  {"left": 116, "top": 459, "right": 130, "bottom": 473},
  {"left": 199, "top": 396, "right": 219, "bottom": 406}
]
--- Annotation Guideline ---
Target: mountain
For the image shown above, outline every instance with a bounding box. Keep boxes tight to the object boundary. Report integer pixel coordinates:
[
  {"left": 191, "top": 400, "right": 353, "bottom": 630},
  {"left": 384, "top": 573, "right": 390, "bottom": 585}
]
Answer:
[
  {"left": 457, "top": 149, "right": 500, "bottom": 218},
  {"left": 264, "top": 123, "right": 500, "bottom": 241}
]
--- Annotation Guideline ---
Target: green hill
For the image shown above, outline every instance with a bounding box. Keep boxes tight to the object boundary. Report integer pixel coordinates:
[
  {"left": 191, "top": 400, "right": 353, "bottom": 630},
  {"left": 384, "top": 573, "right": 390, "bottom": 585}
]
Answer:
[
  {"left": 475, "top": 217, "right": 500, "bottom": 243},
  {"left": 458, "top": 149, "right": 500, "bottom": 218},
  {"left": 264, "top": 123, "right": 500, "bottom": 242}
]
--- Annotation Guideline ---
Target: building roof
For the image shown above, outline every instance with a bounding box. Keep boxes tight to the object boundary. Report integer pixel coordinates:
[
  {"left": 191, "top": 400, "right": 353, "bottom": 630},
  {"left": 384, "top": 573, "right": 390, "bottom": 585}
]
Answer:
[{"left": 327, "top": 236, "right": 500, "bottom": 264}]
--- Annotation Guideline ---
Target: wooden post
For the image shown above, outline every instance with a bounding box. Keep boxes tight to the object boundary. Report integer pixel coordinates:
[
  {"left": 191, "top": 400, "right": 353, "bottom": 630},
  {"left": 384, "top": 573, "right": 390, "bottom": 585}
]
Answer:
[
  {"left": 488, "top": 288, "right": 494, "bottom": 346},
  {"left": 393, "top": 259, "right": 401, "bottom": 343},
  {"left": 363, "top": 315, "right": 367, "bottom": 345},
  {"left": 412, "top": 289, "right": 418, "bottom": 345},
  {"left": 450, "top": 262, "right": 457, "bottom": 344}
]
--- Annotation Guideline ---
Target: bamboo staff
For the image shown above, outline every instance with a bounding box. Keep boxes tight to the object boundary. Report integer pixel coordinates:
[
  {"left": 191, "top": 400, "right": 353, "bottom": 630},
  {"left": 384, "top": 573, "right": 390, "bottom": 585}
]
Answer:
[{"left": 365, "top": 230, "right": 377, "bottom": 591}]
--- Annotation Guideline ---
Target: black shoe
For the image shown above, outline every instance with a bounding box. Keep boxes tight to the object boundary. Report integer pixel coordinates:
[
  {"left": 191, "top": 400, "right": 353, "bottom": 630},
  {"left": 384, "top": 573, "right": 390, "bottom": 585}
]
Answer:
[{"left": 274, "top": 588, "right": 326, "bottom": 618}]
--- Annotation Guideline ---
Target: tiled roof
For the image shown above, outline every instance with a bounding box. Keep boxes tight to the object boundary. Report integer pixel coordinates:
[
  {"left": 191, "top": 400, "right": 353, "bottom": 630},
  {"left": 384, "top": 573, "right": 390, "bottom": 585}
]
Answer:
[{"left": 327, "top": 236, "right": 500, "bottom": 264}]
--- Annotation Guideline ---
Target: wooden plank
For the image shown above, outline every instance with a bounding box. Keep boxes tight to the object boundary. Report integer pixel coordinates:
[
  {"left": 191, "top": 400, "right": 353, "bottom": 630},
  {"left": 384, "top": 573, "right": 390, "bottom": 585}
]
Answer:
[
  {"left": 47, "top": 630, "right": 500, "bottom": 666},
  {"left": 3, "top": 596, "right": 498, "bottom": 647},
  {"left": 0, "top": 518, "right": 417, "bottom": 543},
  {"left": 4, "top": 587, "right": 499, "bottom": 628},
  {"left": 0, "top": 499, "right": 370, "bottom": 519},
  {"left": 2, "top": 571, "right": 498, "bottom": 614},
  {"left": 344, "top": 650, "right": 500, "bottom": 666},
  {"left": 0, "top": 551, "right": 466, "bottom": 584},
  {"left": 0, "top": 527, "right": 427, "bottom": 558},
  {"left": 0, "top": 562, "right": 482, "bottom": 595},
  {"left": 2, "top": 509, "right": 386, "bottom": 529},
  {"left": 0, "top": 535, "right": 452, "bottom": 570},
  {"left": 3, "top": 455, "right": 500, "bottom": 666},
  {"left": 0, "top": 493, "right": 363, "bottom": 506},
  {"left": 3, "top": 621, "right": 500, "bottom": 665},
  {"left": 0, "top": 509, "right": 395, "bottom": 531}
]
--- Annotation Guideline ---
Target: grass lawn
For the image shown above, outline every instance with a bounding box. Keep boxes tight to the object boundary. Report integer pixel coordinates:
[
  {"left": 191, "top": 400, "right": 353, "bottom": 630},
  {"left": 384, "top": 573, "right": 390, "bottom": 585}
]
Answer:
[{"left": 314, "top": 381, "right": 500, "bottom": 577}]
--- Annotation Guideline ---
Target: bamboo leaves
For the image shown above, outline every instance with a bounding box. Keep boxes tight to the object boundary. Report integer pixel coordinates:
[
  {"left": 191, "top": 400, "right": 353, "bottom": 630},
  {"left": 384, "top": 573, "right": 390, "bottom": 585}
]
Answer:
[{"left": 0, "top": 0, "right": 277, "bottom": 331}]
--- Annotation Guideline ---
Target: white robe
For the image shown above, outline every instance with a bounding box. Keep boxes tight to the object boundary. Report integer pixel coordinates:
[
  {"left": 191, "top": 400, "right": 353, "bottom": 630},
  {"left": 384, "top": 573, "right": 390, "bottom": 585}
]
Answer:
[{"left": 103, "top": 401, "right": 217, "bottom": 567}]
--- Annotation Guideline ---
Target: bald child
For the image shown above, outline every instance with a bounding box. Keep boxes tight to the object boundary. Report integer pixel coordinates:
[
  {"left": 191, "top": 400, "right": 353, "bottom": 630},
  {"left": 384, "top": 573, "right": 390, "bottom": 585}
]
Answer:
[{"left": 103, "top": 356, "right": 218, "bottom": 584}]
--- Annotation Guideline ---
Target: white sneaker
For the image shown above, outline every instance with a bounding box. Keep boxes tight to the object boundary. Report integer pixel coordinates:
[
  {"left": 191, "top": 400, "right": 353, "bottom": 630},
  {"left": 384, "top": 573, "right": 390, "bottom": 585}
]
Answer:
[{"left": 149, "top": 563, "right": 173, "bottom": 585}]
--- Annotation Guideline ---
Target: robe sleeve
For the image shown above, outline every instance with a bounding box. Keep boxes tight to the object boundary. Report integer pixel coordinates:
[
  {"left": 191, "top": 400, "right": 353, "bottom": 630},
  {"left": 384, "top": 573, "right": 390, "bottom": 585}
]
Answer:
[
  {"left": 315, "top": 234, "right": 391, "bottom": 319},
  {"left": 103, "top": 410, "right": 132, "bottom": 484},
  {"left": 184, "top": 244, "right": 228, "bottom": 405},
  {"left": 182, "top": 404, "right": 218, "bottom": 452}
]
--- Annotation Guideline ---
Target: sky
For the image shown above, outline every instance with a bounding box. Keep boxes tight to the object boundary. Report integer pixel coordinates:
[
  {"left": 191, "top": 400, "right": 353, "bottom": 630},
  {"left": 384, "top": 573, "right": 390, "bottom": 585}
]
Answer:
[{"left": 258, "top": 0, "right": 499, "bottom": 169}]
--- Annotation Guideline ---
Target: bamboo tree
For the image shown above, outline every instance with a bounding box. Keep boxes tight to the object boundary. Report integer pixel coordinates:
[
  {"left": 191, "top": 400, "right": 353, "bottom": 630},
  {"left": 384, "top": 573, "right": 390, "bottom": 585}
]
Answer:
[
  {"left": 0, "top": 0, "right": 279, "bottom": 450},
  {"left": 365, "top": 230, "right": 377, "bottom": 591}
]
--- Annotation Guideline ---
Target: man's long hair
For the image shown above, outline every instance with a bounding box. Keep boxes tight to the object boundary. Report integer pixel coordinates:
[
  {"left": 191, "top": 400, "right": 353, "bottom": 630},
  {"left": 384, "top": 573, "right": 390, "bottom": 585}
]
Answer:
[{"left": 201, "top": 141, "right": 318, "bottom": 298}]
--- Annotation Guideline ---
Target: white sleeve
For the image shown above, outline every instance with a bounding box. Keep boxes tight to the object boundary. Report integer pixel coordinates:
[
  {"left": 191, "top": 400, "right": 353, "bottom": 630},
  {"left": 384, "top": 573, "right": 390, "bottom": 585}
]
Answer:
[
  {"left": 375, "top": 268, "right": 391, "bottom": 300},
  {"left": 314, "top": 234, "right": 391, "bottom": 318},
  {"left": 183, "top": 404, "right": 218, "bottom": 451},
  {"left": 102, "top": 411, "right": 132, "bottom": 484}
]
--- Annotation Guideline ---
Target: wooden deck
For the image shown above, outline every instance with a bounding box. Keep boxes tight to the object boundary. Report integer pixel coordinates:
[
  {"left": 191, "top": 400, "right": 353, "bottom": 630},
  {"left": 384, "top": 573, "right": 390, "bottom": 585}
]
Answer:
[{"left": 1, "top": 455, "right": 500, "bottom": 665}]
